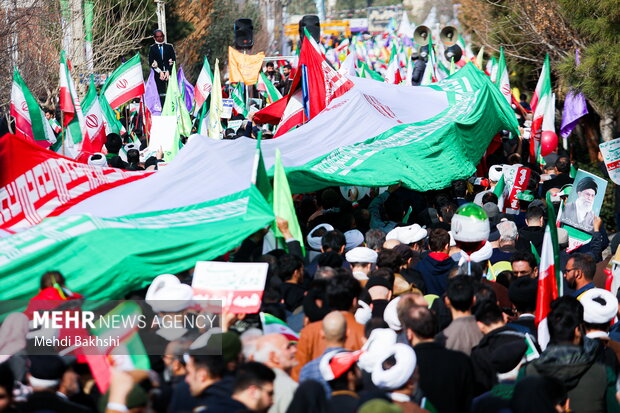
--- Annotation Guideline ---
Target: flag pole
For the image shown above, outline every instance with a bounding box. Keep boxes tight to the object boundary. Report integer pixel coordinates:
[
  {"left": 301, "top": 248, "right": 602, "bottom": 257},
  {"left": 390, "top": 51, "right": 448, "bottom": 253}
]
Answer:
[{"left": 60, "top": 109, "right": 65, "bottom": 156}]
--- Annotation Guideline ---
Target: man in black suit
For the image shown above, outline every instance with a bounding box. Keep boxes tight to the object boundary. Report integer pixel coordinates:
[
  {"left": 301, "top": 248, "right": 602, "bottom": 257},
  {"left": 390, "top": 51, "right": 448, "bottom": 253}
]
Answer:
[
  {"left": 402, "top": 305, "right": 475, "bottom": 412},
  {"left": 148, "top": 29, "right": 176, "bottom": 103}
]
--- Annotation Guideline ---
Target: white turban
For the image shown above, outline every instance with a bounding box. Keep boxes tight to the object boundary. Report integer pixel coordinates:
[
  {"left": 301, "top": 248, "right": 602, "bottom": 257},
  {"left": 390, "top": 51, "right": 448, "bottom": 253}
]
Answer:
[
  {"left": 145, "top": 274, "right": 194, "bottom": 313},
  {"left": 346, "top": 247, "right": 378, "bottom": 264},
  {"left": 358, "top": 328, "right": 397, "bottom": 372},
  {"left": 124, "top": 143, "right": 139, "bottom": 152},
  {"left": 580, "top": 288, "right": 618, "bottom": 324},
  {"left": 383, "top": 296, "right": 402, "bottom": 331},
  {"left": 371, "top": 343, "right": 416, "bottom": 390},
  {"left": 306, "top": 223, "right": 334, "bottom": 251},
  {"left": 88, "top": 153, "right": 107, "bottom": 167},
  {"left": 386, "top": 224, "right": 427, "bottom": 244},
  {"left": 488, "top": 165, "right": 504, "bottom": 183}
]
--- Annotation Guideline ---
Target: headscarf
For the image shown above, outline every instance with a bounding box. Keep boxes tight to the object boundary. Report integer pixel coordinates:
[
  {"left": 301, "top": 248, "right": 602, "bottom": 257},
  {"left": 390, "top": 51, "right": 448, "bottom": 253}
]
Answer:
[{"left": 0, "top": 313, "right": 29, "bottom": 363}]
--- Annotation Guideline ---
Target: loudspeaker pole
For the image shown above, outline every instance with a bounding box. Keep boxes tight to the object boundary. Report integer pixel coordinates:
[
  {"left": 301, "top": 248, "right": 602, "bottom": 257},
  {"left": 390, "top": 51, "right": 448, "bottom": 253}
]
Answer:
[{"left": 155, "top": 0, "right": 167, "bottom": 41}]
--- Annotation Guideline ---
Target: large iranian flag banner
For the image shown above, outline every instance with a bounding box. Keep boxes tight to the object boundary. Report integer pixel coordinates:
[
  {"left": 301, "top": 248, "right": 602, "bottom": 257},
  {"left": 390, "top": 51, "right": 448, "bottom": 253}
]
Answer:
[
  {"left": 10, "top": 70, "right": 56, "bottom": 148},
  {"left": 0, "top": 185, "right": 274, "bottom": 313},
  {"left": 0, "top": 135, "right": 149, "bottom": 233},
  {"left": 102, "top": 54, "right": 145, "bottom": 109}
]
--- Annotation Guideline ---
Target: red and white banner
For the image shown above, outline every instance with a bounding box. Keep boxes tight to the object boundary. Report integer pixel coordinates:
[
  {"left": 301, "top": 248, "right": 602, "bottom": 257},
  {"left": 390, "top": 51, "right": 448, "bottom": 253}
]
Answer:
[
  {"left": 0, "top": 135, "right": 148, "bottom": 233},
  {"left": 505, "top": 166, "right": 531, "bottom": 212}
]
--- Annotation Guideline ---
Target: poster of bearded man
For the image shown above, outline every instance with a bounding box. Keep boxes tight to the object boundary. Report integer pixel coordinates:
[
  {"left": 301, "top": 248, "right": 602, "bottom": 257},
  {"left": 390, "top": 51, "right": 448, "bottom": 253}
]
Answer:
[{"left": 561, "top": 171, "right": 607, "bottom": 234}]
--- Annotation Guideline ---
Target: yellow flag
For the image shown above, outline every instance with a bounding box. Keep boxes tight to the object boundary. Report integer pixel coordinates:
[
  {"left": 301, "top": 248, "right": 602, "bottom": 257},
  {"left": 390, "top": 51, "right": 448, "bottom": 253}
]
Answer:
[
  {"left": 208, "top": 59, "right": 223, "bottom": 140},
  {"left": 228, "top": 47, "right": 265, "bottom": 84}
]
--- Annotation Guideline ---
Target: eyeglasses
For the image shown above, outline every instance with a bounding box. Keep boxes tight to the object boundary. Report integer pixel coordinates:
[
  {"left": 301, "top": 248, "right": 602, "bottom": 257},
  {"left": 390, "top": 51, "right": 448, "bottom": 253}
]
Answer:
[{"left": 565, "top": 267, "right": 577, "bottom": 274}]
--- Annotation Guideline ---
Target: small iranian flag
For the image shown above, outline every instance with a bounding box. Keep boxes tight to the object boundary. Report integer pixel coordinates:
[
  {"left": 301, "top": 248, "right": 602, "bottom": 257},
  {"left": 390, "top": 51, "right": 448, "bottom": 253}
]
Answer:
[
  {"left": 102, "top": 54, "right": 145, "bottom": 109},
  {"left": 530, "top": 55, "right": 552, "bottom": 157},
  {"left": 89, "top": 301, "right": 151, "bottom": 392},
  {"left": 495, "top": 47, "right": 512, "bottom": 105},
  {"left": 59, "top": 51, "right": 77, "bottom": 127},
  {"left": 385, "top": 44, "right": 402, "bottom": 84},
  {"left": 260, "top": 312, "right": 299, "bottom": 342},
  {"left": 536, "top": 191, "right": 562, "bottom": 350},
  {"left": 81, "top": 77, "right": 108, "bottom": 156},
  {"left": 194, "top": 57, "right": 213, "bottom": 114},
  {"left": 10, "top": 70, "right": 56, "bottom": 147},
  {"left": 421, "top": 35, "right": 437, "bottom": 85},
  {"left": 231, "top": 82, "right": 248, "bottom": 117},
  {"left": 257, "top": 72, "right": 282, "bottom": 104},
  {"left": 59, "top": 50, "right": 88, "bottom": 158}
]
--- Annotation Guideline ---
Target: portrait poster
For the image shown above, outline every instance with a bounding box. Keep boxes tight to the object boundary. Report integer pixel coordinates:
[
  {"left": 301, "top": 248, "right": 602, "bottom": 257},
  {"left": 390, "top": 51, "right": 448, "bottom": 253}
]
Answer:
[{"left": 559, "top": 170, "right": 607, "bottom": 234}]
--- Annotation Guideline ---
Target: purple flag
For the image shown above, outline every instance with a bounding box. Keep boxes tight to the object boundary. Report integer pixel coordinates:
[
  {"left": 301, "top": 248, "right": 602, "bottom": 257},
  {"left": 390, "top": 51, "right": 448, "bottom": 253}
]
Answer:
[
  {"left": 560, "top": 90, "right": 588, "bottom": 138},
  {"left": 177, "top": 66, "right": 195, "bottom": 112},
  {"left": 560, "top": 49, "right": 588, "bottom": 139},
  {"left": 144, "top": 69, "right": 162, "bottom": 116}
]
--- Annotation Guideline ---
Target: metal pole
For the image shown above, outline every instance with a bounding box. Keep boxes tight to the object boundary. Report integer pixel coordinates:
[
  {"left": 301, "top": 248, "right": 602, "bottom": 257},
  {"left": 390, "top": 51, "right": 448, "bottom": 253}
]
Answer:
[{"left": 155, "top": 0, "right": 167, "bottom": 41}]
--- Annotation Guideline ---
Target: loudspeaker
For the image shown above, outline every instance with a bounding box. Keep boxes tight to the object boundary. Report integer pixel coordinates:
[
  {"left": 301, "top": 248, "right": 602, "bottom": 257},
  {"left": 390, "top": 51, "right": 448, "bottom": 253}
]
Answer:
[
  {"left": 299, "top": 15, "right": 320, "bottom": 43},
  {"left": 444, "top": 44, "right": 463, "bottom": 62},
  {"left": 234, "top": 18, "right": 253, "bottom": 49},
  {"left": 439, "top": 26, "right": 458, "bottom": 46},
  {"left": 413, "top": 25, "right": 431, "bottom": 46}
]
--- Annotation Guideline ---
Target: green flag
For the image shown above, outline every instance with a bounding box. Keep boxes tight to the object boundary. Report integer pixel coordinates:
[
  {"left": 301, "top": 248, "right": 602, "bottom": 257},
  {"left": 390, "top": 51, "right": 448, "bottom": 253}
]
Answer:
[
  {"left": 161, "top": 63, "right": 192, "bottom": 160},
  {"left": 273, "top": 149, "right": 304, "bottom": 255},
  {"left": 231, "top": 82, "right": 248, "bottom": 117},
  {"left": 252, "top": 132, "right": 272, "bottom": 204}
]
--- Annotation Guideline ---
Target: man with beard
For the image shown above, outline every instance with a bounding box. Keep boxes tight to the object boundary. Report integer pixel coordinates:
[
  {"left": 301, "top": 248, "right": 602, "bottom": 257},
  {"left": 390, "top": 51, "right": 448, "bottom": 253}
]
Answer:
[
  {"left": 562, "top": 177, "right": 598, "bottom": 233},
  {"left": 564, "top": 253, "right": 596, "bottom": 299}
]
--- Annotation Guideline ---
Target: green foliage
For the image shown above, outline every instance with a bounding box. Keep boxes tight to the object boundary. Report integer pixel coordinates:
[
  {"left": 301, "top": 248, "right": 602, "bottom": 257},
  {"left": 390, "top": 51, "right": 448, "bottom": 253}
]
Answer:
[
  {"left": 197, "top": 0, "right": 262, "bottom": 71},
  {"left": 557, "top": 0, "right": 620, "bottom": 111},
  {"left": 166, "top": 2, "right": 195, "bottom": 45}
]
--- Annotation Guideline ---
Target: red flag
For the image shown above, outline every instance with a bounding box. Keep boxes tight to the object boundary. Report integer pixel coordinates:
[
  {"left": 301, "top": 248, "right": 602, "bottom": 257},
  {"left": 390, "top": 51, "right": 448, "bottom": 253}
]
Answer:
[{"left": 254, "top": 33, "right": 353, "bottom": 138}]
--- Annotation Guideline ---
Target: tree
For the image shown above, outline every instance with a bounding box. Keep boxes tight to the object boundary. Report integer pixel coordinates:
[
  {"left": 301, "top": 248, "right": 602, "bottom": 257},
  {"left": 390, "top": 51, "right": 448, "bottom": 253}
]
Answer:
[{"left": 458, "top": 0, "right": 620, "bottom": 141}]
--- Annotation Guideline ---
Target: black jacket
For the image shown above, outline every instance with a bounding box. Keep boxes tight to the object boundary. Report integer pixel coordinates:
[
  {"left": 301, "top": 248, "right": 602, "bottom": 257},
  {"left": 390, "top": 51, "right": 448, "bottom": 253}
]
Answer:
[
  {"left": 17, "top": 392, "right": 92, "bottom": 413},
  {"left": 414, "top": 341, "right": 475, "bottom": 413},
  {"left": 522, "top": 344, "right": 612, "bottom": 413},
  {"left": 470, "top": 326, "right": 529, "bottom": 394},
  {"left": 516, "top": 226, "right": 545, "bottom": 255},
  {"left": 148, "top": 43, "right": 176, "bottom": 74}
]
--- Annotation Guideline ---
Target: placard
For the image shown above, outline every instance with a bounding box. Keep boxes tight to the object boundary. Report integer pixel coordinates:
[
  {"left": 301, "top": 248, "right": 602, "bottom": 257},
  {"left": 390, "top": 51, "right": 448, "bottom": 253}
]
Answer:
[
  {"left": 600, "top": 138, "right": 620, "bottom": 185},
  {"left": 192, "top": 261, "right": 268, "bottom": 313},
  {"left": 227, "top": 120, "right": 243, "bottom": 132},
  {"left": 560, "top": 170, "right": 607, "bottom": 234},
  {"left": 145, "top": 115, "right": 177, "bottom": 161},
  {"left": 221, "top": 99, "right": 234, "bottom": 119}
]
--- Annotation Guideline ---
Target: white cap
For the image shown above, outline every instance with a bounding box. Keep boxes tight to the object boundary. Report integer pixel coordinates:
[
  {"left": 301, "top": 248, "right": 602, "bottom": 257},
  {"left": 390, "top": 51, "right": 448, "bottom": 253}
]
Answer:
[
  {"left": 306, "top": 223, "right": 334, "bottom": 251},
  {"left": 145, "top": 274, "right": 194, "bottom": 313},
  {"left": 88, "top": 153, "right": 107, "bottom": 167},
  {"left": 346, "top": 247, "right": 378, "bottom": 264},
  {"left": 386, "top": 224, "right": 427, "bottom": 244},
  {"left": 580, "top": 288, "right": 618, "bottom": 324},
  {"left": 344, "top": 230, "right": 365, "bottom": 251}
]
